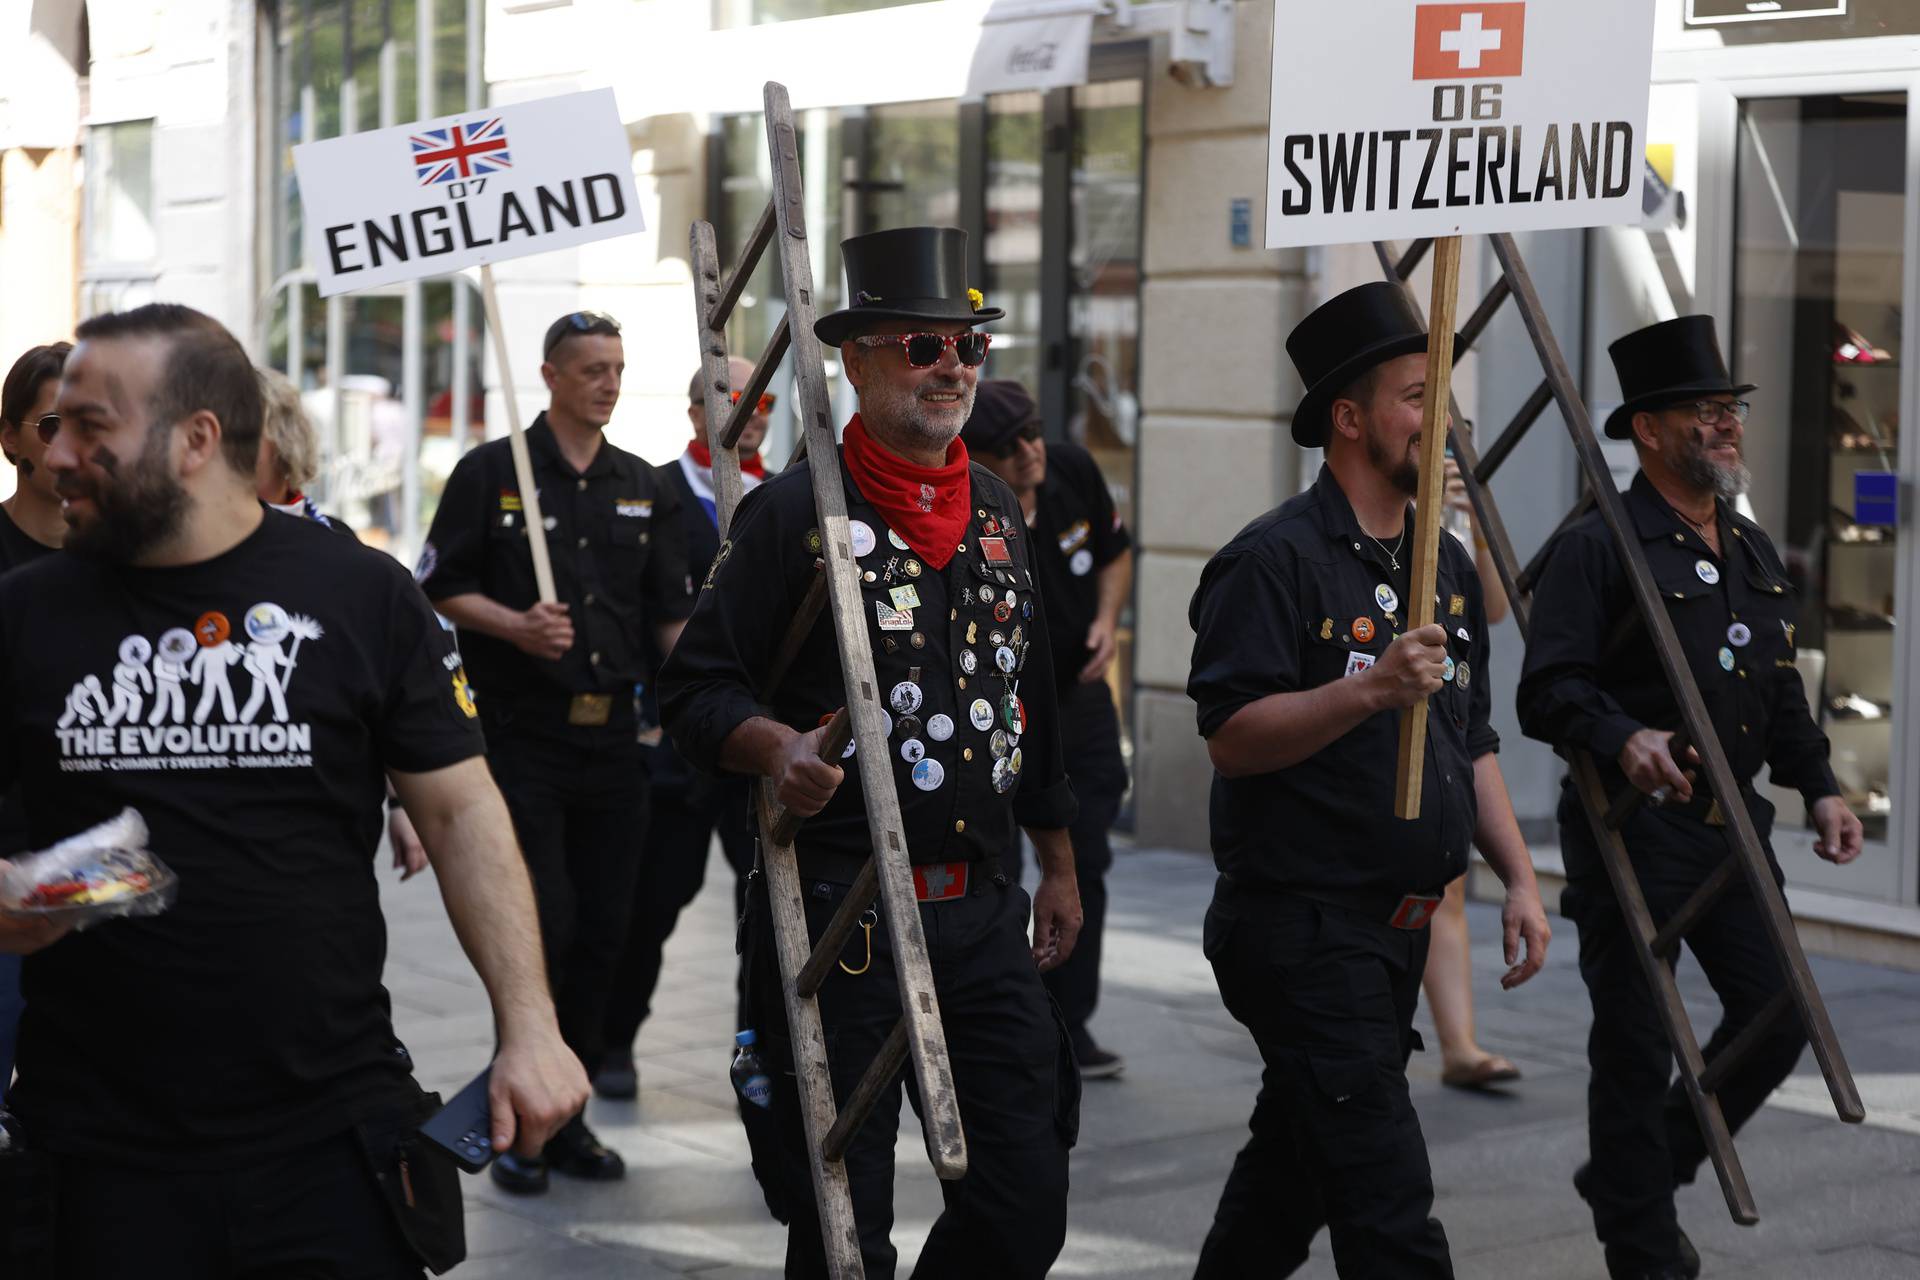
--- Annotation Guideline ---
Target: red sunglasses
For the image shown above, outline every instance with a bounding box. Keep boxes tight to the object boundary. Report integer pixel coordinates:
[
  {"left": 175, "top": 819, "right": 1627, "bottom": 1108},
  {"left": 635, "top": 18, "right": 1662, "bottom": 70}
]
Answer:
[
  {"left": 853, "top": 332, "right": 991, "bottom": 369},
  {"left": 729, "top": 390, "right": 776, "bottom": 414}
]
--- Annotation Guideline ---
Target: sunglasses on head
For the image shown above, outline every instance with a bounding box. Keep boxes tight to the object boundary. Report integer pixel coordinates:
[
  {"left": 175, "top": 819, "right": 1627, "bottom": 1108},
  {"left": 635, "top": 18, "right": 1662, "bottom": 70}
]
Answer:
[
  {"left": 989, "top": 420, "right": 1043, "bottom": 459},
  {"left": 853, "top": 332, "right": 991, "bottom": 369},
  {"left": 729, "top": 390, "right": 776, "bottom": 415},
  {"left": 543, "top": 310, "right": 621, "bottom": 359}
]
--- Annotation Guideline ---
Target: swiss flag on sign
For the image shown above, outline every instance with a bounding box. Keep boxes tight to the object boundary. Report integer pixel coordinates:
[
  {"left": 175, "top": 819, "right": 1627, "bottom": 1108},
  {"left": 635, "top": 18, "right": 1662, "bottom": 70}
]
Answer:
[{"left": 1412, "top": 3, "right": 1526, "bottom": 80}]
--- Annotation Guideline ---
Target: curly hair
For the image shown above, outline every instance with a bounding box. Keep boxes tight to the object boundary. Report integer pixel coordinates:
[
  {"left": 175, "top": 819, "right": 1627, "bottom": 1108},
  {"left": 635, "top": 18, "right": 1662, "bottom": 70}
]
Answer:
[{"left": 256, "top": 367, "right": 318, "bottom": 492}]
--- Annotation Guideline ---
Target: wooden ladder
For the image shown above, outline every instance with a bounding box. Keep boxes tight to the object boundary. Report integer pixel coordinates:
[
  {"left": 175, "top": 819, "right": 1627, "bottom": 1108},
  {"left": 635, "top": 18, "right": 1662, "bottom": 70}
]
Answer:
[
  {"left": 686, "top": 82, "right": 967, "bottom": 1279},
  {"left": 1370, "top": 233, "right": 1865, "bottom": 1224}
]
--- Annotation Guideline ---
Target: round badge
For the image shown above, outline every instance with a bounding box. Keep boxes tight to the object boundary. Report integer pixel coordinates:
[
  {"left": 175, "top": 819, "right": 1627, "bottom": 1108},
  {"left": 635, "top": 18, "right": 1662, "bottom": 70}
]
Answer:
[
  {"left": 927, "top": 713, "right": 955, "bottom": 742},
  {"left": 1022, "top": 600, "right": 1034, "bottom": 620},
  {"left": 841, "top": 736, "right": 857, "bottom": 760},
  {"left": 995, "top": 645, "right": 1017, "bottom": 674},
  {"left": 994, "top": 601, "right": 1012, "bottom": 622},
  {"left": 158, "top": 628, "right": 197, "bottom": 664},
  {"left": 991, "top": 758, "right": 1015, "bottom": 794},
  {"left": 1455, "top": 661, "right": 1471, "bottom": 689},
  {"left": 896, "top": 715, "right": 922, "bottom": 739},
  {"left": 881, "top": 710, "right": 894, "bottom": 737},
  {"left": 1070, "top": 548, "right": 1094, "bottom": 577},
  {"left": 194, "top": 611, "right": 232, "bottom": 647},
  {"left": 989, "top": 630, "right": 1006, "bottom": 647},
  {"left": 244, "top": 602, "right": 291, "bottom": 645},
  {"left": 1695, "top": 559, "right": 1720, "bottom": 585},
  {"left": 901, "top": 738, "right": 926, "bottom": 764},
  {"left": 119, "top": 635, "right": 153, "bottom": 666},
  {"left": 888, "top": 527, "right": 910, "bottom": 551},
  {"left": 1004, "top": 590, "right": 1017, "bottom": 608},
  {"left": 980, "top": 585, "right": 998, "bottom": 605},
  {"left": 889, "top": 682, "right": 923, "bottom": 715},
  {"left": 969, "top": 698, "right": 995, "bottom": 731},
  {"left": 912, "top": 758, "right": 946, "bottom": 792},
  {"left": 904, "top": 559, "right": 923, "bottom": 578},
  {"left": 990, "top": 729, "right": 1011, "bottom": 759},
  {"left": 1375, "top": 583, "right": 1399, "bottom": 614},
  {"left": 1009, "top": 746, "right": 1023, "bottom": 775},
  {"left": 959, "top": 649, "right": 978, "bottom": 675},
  {"left": 1727, "top": 622, "right": 1752, "bottom": 647},
  {"left": 1002, "top": 695, "right": 1027, "bottom": 735},
  {"left": 1443, "top": 656, "right": 1456, "bottom": 683},
  {"left": 910, "top": 632, "right": 926, "bottom": 649},
  {"left": 850, "top": 520, "right": 877, "bottom": 557},
  {"left": 1718, "top": 646, "right": 1735, "bottom": 671},
  {"left": 1352, "top": 617, "right": 1376, "bottom": 644}
]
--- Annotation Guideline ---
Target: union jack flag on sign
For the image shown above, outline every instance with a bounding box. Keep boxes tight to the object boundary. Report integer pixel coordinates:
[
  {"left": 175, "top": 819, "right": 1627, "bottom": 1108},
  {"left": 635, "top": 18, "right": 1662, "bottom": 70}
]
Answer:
[{"left": 410, "top": 118, "right": 512, "bottom": 186}]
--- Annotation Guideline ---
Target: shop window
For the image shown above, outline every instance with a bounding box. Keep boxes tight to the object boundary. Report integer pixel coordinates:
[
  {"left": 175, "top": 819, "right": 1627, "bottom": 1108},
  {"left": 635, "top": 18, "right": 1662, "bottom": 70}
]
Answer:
[{"left": 83, "top": 120, "right": 155, "bottom": 266}]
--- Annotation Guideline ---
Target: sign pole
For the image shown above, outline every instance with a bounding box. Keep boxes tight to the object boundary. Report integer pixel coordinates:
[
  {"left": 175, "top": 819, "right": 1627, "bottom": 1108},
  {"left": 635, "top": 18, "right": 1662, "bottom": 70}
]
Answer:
[
  {"left": 1393, "top": 234, "right": 1462, "bottom": 819},
  {"left": 478, "top": 262, "right": 558, "bottom": 605}
]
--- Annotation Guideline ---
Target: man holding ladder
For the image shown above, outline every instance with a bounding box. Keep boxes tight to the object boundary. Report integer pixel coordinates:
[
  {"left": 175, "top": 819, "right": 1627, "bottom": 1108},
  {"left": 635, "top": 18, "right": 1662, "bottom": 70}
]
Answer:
[
  {"left": 1188, "top": 282, "right": 1550, "bottom": 1276},
  {"left": 1519, "top": 317, "right": 1863, "bottom": 1280},
  {"left": 661, "top": 226, "right": 1083, "bottom": 1279}
]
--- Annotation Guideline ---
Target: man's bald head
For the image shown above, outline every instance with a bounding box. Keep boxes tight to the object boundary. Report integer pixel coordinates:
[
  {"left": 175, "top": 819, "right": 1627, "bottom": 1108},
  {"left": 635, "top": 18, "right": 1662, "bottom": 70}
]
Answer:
[{"left": 688, "top": 356, "right": 769, "bottom": 455}]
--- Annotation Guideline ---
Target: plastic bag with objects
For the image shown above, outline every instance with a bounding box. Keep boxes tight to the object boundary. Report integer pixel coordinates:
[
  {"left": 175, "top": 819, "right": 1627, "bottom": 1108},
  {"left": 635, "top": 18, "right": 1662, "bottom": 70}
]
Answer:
[{"left": 0, "top": 809, "right": 177, "bottom": 929}]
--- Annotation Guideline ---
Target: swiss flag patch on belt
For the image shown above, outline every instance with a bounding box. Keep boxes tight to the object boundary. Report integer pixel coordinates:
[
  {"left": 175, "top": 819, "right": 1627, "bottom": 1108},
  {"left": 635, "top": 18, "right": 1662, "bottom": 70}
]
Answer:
[
  {"left": 1389, "top": 894, "right": 1443, "bottom": 930},
  {"left": 911, "top": 861, "right": 970, "bottom": 902}
]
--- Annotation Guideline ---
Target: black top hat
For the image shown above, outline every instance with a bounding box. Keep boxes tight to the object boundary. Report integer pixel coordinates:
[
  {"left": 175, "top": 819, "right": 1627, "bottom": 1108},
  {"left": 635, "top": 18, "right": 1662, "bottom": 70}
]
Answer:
[
  {"left": 960, "top": 379, "right": 1038, "bottom": 454},
  {"left": 1288, "top": 282, "right": 1460, "bottom": 448},
  {"left": 1604, "top": 316, "right": 1756, "bottom": 440},
  {"left": 814, "top": 227, "right": 1004, "bottom": 348}
]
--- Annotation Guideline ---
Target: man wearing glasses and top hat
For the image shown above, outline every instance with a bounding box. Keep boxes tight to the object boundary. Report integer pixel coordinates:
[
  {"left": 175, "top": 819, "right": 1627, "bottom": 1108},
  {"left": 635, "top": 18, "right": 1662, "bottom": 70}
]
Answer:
[
  {"left": 1519, "top": 316, "right": 1862, "bottom": 1280},
  {"left": 417, "top": 309, "right": 695, "bottom": 1195},
  {"left": 660, "top": 226, "right": 1084, "bottom": 1279},
  {"left": 1188, "top": 282, "right": 1550, "bottom": 1277}
]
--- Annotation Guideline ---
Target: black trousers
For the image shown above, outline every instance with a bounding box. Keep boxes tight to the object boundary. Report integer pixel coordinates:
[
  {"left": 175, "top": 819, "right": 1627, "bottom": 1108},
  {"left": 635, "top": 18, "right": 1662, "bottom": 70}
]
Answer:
[
  {"left": 741, "top": 869, "right": 1078, "bottom": 1280},
  {"left": 484, "top": 720, "right": 649, "bottom": 1075},
  {"left": 1559, "top": 796, "right": 1805, "bottom": 1277},
  {"left": 1197, "top": 883, "right": 1453, "bottom": 1279},
  {"left": 1002, "top": 681, "right": 1127, "bottom": 1051},
  {"left": 37, "top": 1131, "right": 423, "bottom": 1279},
  {"left": 602, "top": 769, "right": 756, "bottom": 1057}
]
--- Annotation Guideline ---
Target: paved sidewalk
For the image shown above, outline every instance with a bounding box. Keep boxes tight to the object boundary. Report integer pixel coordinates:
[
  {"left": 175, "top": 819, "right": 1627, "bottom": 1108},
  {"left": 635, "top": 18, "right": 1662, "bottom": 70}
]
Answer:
[{"left": 382, "top": 841, "right": 1920, "bottom": 1278}]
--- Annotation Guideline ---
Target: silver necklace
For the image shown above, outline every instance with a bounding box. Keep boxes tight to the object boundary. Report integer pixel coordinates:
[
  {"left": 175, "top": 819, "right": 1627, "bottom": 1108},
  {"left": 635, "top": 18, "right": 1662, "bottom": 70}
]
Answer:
[{"left": 1366, "top": 528, "right": 1407, "bottom": 571}]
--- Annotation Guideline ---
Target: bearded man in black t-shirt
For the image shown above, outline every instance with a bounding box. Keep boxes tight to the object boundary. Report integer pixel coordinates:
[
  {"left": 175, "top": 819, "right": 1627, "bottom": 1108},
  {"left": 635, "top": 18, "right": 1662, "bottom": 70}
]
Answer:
[{"left": 0, "top": 303, "right": 588, "bottom": 1279}]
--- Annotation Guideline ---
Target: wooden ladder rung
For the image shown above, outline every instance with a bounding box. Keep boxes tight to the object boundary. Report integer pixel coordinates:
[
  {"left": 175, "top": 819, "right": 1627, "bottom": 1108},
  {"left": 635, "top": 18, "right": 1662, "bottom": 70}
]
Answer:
[
  {"left": 1476, "top": 378, "right": 1553, "bottom": 485},
  {"left": 723, "top": 315, "right": 792, "bottom": 450},
  {"left": 797, "top": 856, "right": 880, "bottom": 1000},
  {"left": 761, "top": 563, "right": 830, "bottom": 701},
  {"left": 708, "top": 197, "right": 776, "bottom": 331},
  {"left": 1699, "top": 988, "right": 1797, "bottom": 1095},
  {"left": 1650, "top": 853, "right": 1738, "bottom": 961},
  {"left": 822, "top": 1019, "right": 911, "bottom": 1163},
  {"left": 1457, "top": 275, "right": 1513, "bottom": 353}
]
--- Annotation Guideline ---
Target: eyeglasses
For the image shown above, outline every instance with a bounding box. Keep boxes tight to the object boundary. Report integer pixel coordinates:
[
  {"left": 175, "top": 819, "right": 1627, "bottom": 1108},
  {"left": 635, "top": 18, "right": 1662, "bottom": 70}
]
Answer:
[
  {"left": 543, "top": 310, "right": 622, "bottom": 359},
  {"left": 34, "top": 414, "right": 58, "bottom": 444},
  {"left": 730, "top": 390, "right": 776, "bottom": 415},
  {"left": 1672, "top": 399, "right": 1750, "bottom": 427},
  {"left": 853, "top": 332, "right": 991, "bottom": 369},
  {"left": 989, "top": 421, "right": 1043, "bottom": 459}
]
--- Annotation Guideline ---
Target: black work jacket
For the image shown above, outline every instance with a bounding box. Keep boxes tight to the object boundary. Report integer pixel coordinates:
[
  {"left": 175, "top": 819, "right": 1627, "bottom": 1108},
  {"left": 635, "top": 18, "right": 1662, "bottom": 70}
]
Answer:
[
  {"left": 1028, "top": 441, "right": 1131, "bottom": 693},
  {"left": 1187, "top": 465, "right": 1497, "bottom": 901},
  {"left": 418, "top": 415, "right": 693, "bottom": 707},
  {"left": 659, "top": 454, "right": 1076, "bottom": 868},
  {"left": 1517, "top": 470, "right": 1838, "bottom": 811}
]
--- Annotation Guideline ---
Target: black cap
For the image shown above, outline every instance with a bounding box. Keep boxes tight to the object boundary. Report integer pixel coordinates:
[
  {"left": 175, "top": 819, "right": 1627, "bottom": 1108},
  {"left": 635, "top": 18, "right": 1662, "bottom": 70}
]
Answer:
[
  {"left": 1287, "top": 282, "right": 1460, "bottom": 448},
  {"left": 960, "top": 380, "right": 1037, "bottom": 454},
  {"left": 1604, "top": 315, "right": 1756, "bottom": 440},
  {"left": 814, "top": 227, "right": 1003, "bottom": 347}
]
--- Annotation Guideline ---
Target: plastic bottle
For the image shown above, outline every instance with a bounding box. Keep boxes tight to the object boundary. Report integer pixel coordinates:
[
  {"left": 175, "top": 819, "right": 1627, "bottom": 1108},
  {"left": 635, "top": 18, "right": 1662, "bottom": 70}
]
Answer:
[{"left": 731, "top": 1029, "right": 773, "bottom": 1109}]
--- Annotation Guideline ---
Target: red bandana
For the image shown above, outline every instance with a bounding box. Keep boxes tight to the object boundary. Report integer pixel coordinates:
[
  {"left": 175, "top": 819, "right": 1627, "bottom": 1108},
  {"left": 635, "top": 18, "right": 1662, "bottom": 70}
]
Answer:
[
  {"left": 687, "top": 436, "right": 767, "bottom": 478},
  {"left": 840, "top": 414, "right": 971, "bottom": 570}
]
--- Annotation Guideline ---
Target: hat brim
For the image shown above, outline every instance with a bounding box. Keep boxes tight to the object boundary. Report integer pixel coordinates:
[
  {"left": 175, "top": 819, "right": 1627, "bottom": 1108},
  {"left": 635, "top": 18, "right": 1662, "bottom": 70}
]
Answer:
[
  {"left": 814, "top": 305, "right": 1004, "bottom": 349},
  {"left": 1292, "top": 332, "right": 1464, "bottom": 448},
  {"left": 1603, "top": 382, "right": 1758, "bottom": 440}
]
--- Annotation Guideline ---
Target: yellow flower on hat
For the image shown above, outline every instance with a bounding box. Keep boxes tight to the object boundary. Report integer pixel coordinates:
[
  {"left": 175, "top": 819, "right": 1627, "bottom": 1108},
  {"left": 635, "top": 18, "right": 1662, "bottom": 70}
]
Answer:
[{"left": 968, "top": 288, "right": 985, "bottom": 312}]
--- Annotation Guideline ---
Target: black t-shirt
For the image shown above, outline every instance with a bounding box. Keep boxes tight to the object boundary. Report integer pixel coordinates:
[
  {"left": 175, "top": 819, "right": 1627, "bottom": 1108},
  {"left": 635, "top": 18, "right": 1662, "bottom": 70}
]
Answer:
[
  {"left": 1027, "top": 441, "right": 1131, "bottom": 693},
  {"left": 0, "top": 503, "right": 57, "bottom": 857},
  {"left": 1187, "top": 465, "right": 1497, "bottom": 900},
  {"left": 660, "top": 456, "right": 1076, "bottom": 869},
  {"left": 0, "top": 510, "right": 486, "bottom": 1167},
  {"left": 418, "top": 416, "right": 695, "bottom": 714}
]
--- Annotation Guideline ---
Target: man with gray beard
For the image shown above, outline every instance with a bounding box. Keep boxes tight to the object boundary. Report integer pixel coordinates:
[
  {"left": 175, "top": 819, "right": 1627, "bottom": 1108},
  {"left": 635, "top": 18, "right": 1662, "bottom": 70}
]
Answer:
[
  {"left": 1518, "top": 316, "right": 1863, "bottom": 1280},
  {"left": 660, "top": 226, "right": 1082, "bottom": 1279}
]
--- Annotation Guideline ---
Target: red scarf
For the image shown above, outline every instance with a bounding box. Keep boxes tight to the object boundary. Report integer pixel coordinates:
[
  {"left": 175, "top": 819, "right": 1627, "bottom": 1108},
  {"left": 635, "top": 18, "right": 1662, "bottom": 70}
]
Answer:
[
  {"left": 688, "top": 436, "right": 766, "bottom": 478},
  {"left": 841, "top": 414, "right": 971, "bottom": 569}
]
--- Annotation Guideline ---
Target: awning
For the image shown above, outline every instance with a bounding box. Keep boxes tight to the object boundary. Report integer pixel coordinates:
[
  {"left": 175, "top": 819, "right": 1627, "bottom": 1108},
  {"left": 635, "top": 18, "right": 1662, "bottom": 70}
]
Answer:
[{"left": 965, "top": 0, "right": 1100, "bottom": 98}]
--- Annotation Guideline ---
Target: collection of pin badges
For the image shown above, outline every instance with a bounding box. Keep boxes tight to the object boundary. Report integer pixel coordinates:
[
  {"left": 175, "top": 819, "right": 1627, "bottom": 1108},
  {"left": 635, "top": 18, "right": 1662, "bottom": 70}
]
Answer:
[{"left": 835, "top": 514, "right": 1032, "bottom": 795}]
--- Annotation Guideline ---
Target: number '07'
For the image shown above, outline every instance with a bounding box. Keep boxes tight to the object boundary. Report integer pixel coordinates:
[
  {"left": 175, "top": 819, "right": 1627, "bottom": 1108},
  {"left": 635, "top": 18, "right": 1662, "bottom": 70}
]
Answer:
[
  {"left": 446, "top": 178, "right": 488, "bottom": 199},
  {"left": 1432, "top": 84, "right": 1503, "bottom": 123}
]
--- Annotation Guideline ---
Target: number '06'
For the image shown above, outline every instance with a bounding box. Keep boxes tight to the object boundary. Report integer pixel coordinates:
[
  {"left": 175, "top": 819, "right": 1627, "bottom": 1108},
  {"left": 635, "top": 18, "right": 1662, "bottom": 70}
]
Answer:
[{"left": 1433, "top": 84, "right": 1504, "bottom": 123}]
